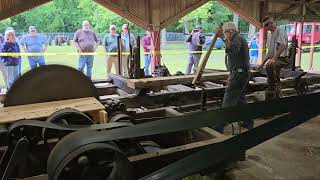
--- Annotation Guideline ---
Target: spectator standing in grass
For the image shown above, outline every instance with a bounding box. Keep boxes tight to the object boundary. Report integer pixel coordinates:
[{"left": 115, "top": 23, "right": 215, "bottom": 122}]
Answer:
[
  {"left": 185, "top": 25, "right": 206, "bottom": 74},
  {"left": 249, "top": 36, "right": 259, "bottom": 65},
  {"left": 121, "top": 24, "right": 136, "bottom": 77},
  {"left": 142, "top": 30, "right": 152, "bottom": 76},
  {"left": 0, "top": 33, "right": 7, "bottom": 90},
  {"left": 1, "top": 29, "right": 21, "bottom": 89},
  {"left": 5, "top": 27, "right": 21, "bottom": 77},
  {"left": 20, "top": 26, "right": 49, "bottom": 70},
  {"left": 104, "top": 25, "right": 120, "bottom": 75},
  {"left": 73, "top": 20, "right": 99, "bottom": 79}
]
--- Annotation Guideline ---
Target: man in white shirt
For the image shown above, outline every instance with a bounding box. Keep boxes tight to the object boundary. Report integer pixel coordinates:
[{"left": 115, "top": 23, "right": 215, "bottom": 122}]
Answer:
[{"left": 259, "top": 16, "right": 290, "bottom": 99}]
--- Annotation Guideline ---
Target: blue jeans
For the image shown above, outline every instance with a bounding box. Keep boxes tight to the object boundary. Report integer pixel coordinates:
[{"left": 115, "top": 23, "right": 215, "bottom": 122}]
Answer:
[
  {"left": 144, "top": 54, "right": 151, "bottom": 76},
  {"left": 28, "top": 56, "right": 46, "bottom": 69},
  {"left": 17, "top": 58, "right": 21, "bottom": 76},
  {"left": 0, "top": 61, "right": 7, "bottom": 88},
  {"left": 78, "top": 55, "right": 94, "bottom": 78},
  {"left": 5, "top": 65, "right": 19, "bottom": 89}
]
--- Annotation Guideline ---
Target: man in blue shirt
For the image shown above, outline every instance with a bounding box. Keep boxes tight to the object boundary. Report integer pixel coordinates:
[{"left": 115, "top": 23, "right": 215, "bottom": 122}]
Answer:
[
  {"left": 104, "top": 25, "right": 120, "bottom": 74},
  {"left": 20, "top": 26, "right": 48, "bottom": 70},
  {"left": 0, "top": 33, "right": 7, "bottom": 89}
]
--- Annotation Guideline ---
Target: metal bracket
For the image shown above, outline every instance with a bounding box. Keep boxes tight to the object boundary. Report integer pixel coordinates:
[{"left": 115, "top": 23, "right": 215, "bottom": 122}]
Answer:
[{"left": 0, "top": 137, "right": 29, "bottom": 180}]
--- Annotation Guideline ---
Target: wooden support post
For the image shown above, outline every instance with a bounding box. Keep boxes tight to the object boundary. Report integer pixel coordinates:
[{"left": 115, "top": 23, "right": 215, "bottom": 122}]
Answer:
[
  {"left": 298, "top": 22, "right": 304, "bottom": 67},
  {"left": 298, "top": 5, "right": 306, "bottom": 67},
  {"left": 258, "top": 28, "right": 267, "bottom": 64},
  {"left": 99, "top": 110, "right": 108, "bottom": 124},
  {"left": 150, "top": 29, "right": 161, "bottom": 74},
  {"left": 309, "top": 23, "right": 315, "bottom": 70},
  {"left": 89, "top": 110, "right": 108, "bottom": 124},
  {"left": 149, "top": 0, "right": 161, "bottom": 75}
]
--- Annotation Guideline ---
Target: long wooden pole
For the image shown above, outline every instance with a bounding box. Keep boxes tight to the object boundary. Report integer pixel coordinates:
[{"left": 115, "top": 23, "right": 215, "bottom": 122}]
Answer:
[{"left": 192, "top": 33, "right": 219, "bottom": 85}]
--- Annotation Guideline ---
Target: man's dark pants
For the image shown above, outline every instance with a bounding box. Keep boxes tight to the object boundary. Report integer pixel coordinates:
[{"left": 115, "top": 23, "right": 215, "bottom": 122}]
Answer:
[{"left": 214, "top": 70, "right": 253, "bottom": 133}]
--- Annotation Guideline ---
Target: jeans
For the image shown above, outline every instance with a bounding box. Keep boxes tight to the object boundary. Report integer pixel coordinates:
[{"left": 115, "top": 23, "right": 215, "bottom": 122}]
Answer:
[
  {"left": 185, "top": 54, "right": 201, "bottom": 74},
  {"left": 17, "top": 58, "right": 21, "bottom": 76},
  {"left": 106, "top": 55, "right": 119, "bottom": 74},
  {"left": 5, "top": 65, "right": 19, "bottom": 90},
  {"left": 214, "top": 71, "right": 253, "bottom": 133},
  {"left": 250, "top": 56, "right": 258, "bottom": 65},
  {"left": 78, "top": 55, "right": 94, "bottom": 78},
  {"left": 0, "top": 61, "right": 7, "bottom": 88},
  {"left": 144, "top": 54, "right": 151, "bottom": 76},
  {"left": 28, "top": 56, "right": 46, "bottom": 69}
]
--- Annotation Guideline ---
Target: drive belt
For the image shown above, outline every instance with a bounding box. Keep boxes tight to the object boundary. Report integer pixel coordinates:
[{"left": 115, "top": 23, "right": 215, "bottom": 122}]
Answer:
[
  {"left": 47, "top": 92, "right": 320, "bottom": 179},
  {"left": 140, "top": 111, "right": 318, "bottom": 179},
  {"left": 8, "top": 120, "right": 133, "bottom": 136}
]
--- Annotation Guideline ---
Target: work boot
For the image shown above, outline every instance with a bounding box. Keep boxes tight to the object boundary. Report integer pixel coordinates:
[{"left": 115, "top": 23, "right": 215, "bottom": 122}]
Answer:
[
  {"left": 240, "top": 120, "right": 254, "bottom": 130},
  {"left": 212, "top": 123, "right": 226, "bottom": 134},
  {"left": 265, "top": 90, "right": 279, "bottom": 100}
]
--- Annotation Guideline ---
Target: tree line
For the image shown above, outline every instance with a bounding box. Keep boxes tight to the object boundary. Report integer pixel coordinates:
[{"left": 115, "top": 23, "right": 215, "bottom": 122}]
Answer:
[{"left": 0, "top": 0, "right": 251, "bottom": 34}]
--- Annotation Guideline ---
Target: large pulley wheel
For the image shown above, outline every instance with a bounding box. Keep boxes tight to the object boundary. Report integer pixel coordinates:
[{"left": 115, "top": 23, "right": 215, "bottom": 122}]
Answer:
[
  {"left": 42, "top": 108, "right": 94, "bottom": 144},
  {"left": 4, "top": 64, "right": 98, "bottom": 107},
  {"left": 108, "top": 113, "right": 133, "bottom": 124},
  {"left": 48, "top": 142, "right": 133, "bottom": 180}
]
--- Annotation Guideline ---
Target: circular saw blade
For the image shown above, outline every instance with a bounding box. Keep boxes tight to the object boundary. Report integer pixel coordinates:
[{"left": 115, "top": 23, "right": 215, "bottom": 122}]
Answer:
[{"left": 4, "top": 64, "right": 98, "bottom": 107}]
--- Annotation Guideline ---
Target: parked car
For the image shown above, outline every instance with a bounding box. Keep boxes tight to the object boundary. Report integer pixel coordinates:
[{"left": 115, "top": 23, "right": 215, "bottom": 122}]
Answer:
[{"left": 203, "top": 33, "right": 225, "bottom": 50}]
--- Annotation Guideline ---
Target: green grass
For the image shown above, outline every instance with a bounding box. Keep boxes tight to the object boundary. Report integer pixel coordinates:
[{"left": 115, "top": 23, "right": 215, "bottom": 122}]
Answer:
[{"left": 0, "top": 42, "right": 319, "bottom": 87}]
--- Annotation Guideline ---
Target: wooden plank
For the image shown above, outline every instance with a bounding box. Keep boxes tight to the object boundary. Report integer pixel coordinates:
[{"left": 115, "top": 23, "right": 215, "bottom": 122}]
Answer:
[
  {"left": 192, "top": 32, "right": 219, "bottom": 85},
  {"left": 128, "top": 135, "right": 231, "bottom": 162},
  {"left": 89, "top": 109, "right": 108, "bottom": 124},
  {"left": 127, "top": 71, "right": 259, "bottom": 89},
  {"left": 0, "top": 97, "right": 105, "bottom": 124}
]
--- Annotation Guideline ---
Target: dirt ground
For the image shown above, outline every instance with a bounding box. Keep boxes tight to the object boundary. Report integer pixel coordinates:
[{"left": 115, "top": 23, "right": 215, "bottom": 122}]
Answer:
[{"left": 186, "top": 115, "right": 320, "bottom": 180}]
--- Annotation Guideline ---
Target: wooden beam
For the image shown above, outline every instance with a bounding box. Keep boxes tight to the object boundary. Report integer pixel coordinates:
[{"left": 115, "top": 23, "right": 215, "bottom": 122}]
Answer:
[
  {"left": 0, "top": 97, "right": 105, "bottom": 125},
  {"left": 218, "top": 0, "right": 263, "bottom": 28},
  {"left": 0, "top": 0, "right": 51, "bottom": 21},
  {"left": 94, "top": 0, "right": 149, "bottom": 29},
  {"left": 161, "top": 0, "right": 209, "bottom": 29},
  {"left": 274, "top": 4, "right": 299, "bottom": 21},
  {"left": 127, "top": 71, "right": 259, "bottom": 89}
]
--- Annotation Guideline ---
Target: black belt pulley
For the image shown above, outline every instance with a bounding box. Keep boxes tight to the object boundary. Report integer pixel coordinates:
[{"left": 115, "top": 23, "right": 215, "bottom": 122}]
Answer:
[{"left": 46, "top": 92, "right": 320, "bottom": 180}]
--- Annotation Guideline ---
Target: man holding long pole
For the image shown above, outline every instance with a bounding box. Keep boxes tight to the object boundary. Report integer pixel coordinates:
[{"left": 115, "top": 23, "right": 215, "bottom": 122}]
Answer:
[{"left": 214, "top": 22, "right": 253, "bottom": 133}]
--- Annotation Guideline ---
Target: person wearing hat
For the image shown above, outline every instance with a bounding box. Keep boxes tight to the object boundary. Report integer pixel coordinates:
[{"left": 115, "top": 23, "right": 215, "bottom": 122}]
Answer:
[
  {"left": 121, "top": 24, "right": 136, "bottom": 77},
  {"left": 0, "top": 32, "right": 7, "bottom": 90},
  {"left": 142, "top": 30, "right": 152, "bottom": 76},
  {"left": 20, "top": 26, "right": 48, "bottom": 70},
  {"left": 5, "top": 27, "right": 22, "bottom": 77},
  {"left": 104, "top": 25, "right": 121, "bottom": 75},
  {"left": 1, "top": 29, "right": 21, "bottom": 89},
  {"left": 213, "top": 22, "right": 253, "bottom": 133},
  {"left": 185, "top": 25, "right": 206, "bottom": 74},
  {"left": 259, "top": 16, "right": 289, "bottom": 99}
]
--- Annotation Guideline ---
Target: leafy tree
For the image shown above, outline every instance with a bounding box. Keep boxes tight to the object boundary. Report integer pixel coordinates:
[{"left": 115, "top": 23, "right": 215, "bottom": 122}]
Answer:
[{"left": 0, "top": 0, "right": 238, "bottom": 35}]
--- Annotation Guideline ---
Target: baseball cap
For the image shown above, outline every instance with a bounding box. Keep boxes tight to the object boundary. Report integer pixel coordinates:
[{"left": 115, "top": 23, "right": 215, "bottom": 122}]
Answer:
[
  {"left": 109, "top": 25, "right": 116, "bottom": 30},
  {"left": 222, "top": 22, "right": 238, "bottom": 33},
  {"left": 195, "top": 25, "right": 202, "bottom": 30},
  {"left": 29, "top": 26, "right": 36, "bottom": 32}
]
